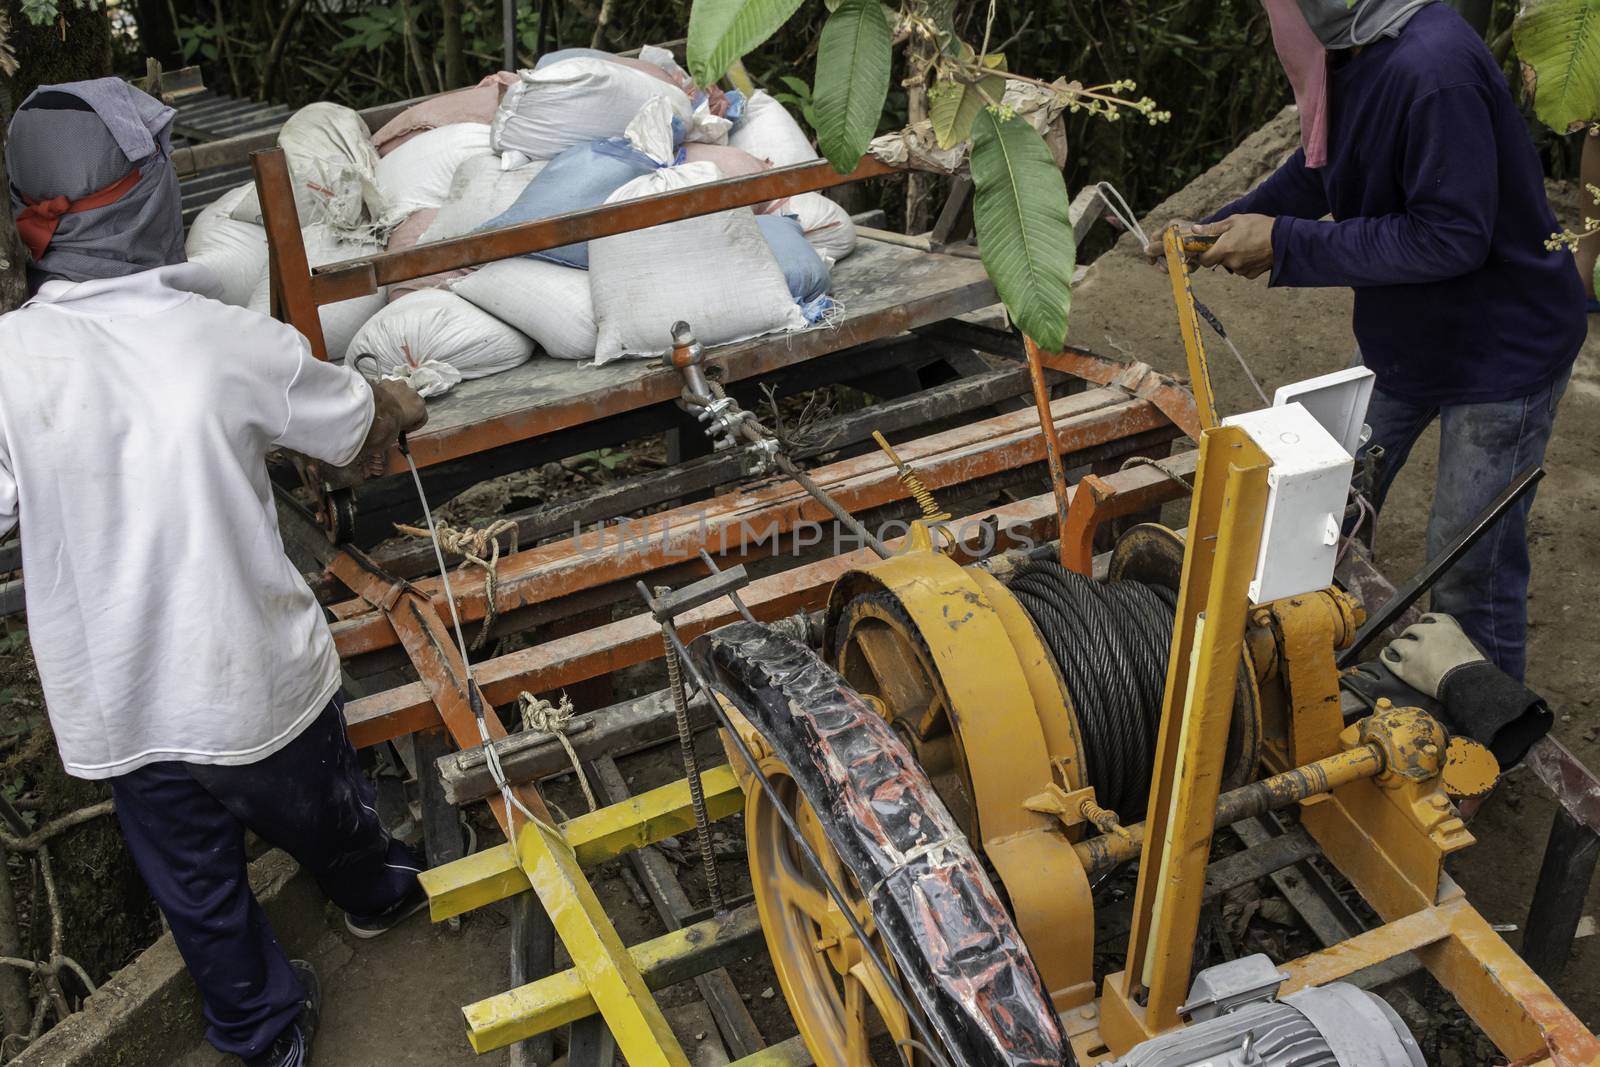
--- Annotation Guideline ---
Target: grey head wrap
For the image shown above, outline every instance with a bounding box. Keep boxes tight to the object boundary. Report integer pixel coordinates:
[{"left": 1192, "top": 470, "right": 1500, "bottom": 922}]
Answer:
[
  {"left": 1297, "top": 0, "right": 1437, "bottom": 49},
  {"left": 7, "top": 77, "right": 184, "bottom": 287}
]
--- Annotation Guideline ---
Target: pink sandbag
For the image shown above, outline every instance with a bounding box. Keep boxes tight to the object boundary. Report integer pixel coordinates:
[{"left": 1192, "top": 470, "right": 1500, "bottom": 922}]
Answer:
[
  {"left": 680, "top": 143, "right": 785, "bottom": 213},
  {"left": 374, "top": 72, "right": 518, "bottom": 156},
  {"left": 386, "top": 207, "right": 472, "bottom": 302},
  {"left": 387, "top": 208, "right": 438, "bottom": 250}
]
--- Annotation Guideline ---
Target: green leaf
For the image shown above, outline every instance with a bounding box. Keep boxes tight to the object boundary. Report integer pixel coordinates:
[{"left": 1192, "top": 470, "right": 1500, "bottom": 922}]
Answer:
[
  {"left": 1514, "top": 0, "right": 1600, "bottom": 132},
  {"left": 687, "top": 0, "right": 805, "bottom": 87},
  {"left": 813, "top": 0, "right": 892, "bottom": 172},
  {"left": 970, "top": 109, "right": 1075, "bottom": 350},
  {"left": 927, "top": 54, "right": 1007, "bottom": 149}
]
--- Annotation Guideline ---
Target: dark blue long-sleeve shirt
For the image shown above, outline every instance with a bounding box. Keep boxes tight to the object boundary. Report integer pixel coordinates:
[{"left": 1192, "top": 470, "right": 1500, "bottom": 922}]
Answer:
[{"left": 1209, "top": 4, "right": 1584, "bottom": 405}]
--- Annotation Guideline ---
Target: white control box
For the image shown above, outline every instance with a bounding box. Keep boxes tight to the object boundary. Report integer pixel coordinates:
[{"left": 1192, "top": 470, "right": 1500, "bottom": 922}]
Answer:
[
  {"left": 1221, "top": 401, "right": 1354, "bottom": 605},
  {"left": 1272, "top": 366, "right": 1375, "bottom": 456}
]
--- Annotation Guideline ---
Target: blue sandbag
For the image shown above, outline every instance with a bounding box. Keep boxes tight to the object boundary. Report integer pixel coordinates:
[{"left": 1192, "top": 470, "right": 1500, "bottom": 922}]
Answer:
[
  {"left": 478, "top": 139, "right": 660, "bottom": 269},
  {"left": 756, "top": 213, "right": 833, "bottom": 321}
]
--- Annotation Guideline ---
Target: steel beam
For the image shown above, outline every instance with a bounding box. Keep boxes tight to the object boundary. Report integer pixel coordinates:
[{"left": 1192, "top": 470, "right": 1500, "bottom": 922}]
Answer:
[
  {"left": 462, "top": 904, "right": 765, "bottom": 1053},
  {"left": 421, "top": 764, "right": 743, "bottom": 922}
]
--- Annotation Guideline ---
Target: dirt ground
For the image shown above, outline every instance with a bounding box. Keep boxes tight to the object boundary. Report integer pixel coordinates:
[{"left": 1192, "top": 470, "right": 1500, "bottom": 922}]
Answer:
[{"left": 156, "top": 109, "right": 1600, "bottom": 1062}]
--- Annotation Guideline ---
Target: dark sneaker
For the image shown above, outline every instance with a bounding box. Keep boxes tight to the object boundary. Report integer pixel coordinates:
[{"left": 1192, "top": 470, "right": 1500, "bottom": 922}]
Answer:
[
  {"left": 244, "top": 960, "right": 320, "bottom": 1066},
  {"left": 344, "top": 881, "right": 429, "bottom": 940}
]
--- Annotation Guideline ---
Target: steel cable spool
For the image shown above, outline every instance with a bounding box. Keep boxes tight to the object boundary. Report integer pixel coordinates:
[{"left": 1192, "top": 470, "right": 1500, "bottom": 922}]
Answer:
[{"left": 1004, "top": 560, "right": 1178, "bottom": 821}]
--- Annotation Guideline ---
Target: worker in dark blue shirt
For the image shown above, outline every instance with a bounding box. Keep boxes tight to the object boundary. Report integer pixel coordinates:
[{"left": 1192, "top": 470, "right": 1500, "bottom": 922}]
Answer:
[{"left": 1153, "top": 0, "right": 1585, "bottom": 681}]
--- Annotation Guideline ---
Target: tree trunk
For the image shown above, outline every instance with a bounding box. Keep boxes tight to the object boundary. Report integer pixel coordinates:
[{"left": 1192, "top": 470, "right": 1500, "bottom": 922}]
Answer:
[
  {"left": 259, "top": 0, "right": 310, "bottom": 101},
  {"left": 2, "top": 0, "right": 114, "bottom": 104},
  {"left": 440, "top": 0, "right": 466, "bottom": 89}
]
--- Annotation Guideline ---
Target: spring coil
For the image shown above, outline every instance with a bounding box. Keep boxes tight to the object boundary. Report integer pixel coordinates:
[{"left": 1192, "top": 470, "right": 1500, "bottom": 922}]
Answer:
[
  {"left": 873, "top": 430, "right": 946, "bottom": 521},
  {"left": 1004, "top": 560, "right": 1176, "bottom": 821}
]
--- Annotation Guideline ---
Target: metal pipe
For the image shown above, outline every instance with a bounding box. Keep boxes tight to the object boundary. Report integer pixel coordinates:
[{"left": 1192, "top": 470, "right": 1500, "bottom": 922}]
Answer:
[
  {"left": 1022, "top": 337, "right": 1072, "bottom": 568},
  {"left": 502, "top": 0, "right": 517, "bottom": 69},
  {"left": 1336, "top": 464, "right": 1543, "bottom": 668},
  {"left": 1074, "top": 743, "right": 1386, "bottom": 877}
]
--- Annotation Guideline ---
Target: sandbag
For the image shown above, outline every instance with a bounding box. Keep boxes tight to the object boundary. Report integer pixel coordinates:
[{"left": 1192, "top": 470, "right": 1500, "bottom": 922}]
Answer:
[
  {"left": 453, "top": 257, "right": 596, "bottom": 361},
  {"left": 231, "top": 102, "right": 388, "bottom": 236},
  {"left": 375, "top": 122, "right": 494, "bottom": 216},
  {"left": 493, "top": 57, "right": 692, "bottom": 167},
  {"left": 730, "top": 91, "right": 816, "bottom": 167},
  {"left": 424, "top": 155, "right": 546, "bottom": 243},
  {"left": 347, "top": 290, "right": 534, "bottom": 393},
  {"left": 387, "top": 208, "right": 438, "bottom": 251},
  {"left": 590, "top": 161, "right": 804, "bottom": 364},
  {"left": 479, "top": 95, "right": 680, "bottom": 269},
  {"left": 247, "top": 223, "right": 388, "bottom": 362},
  {"left": 534, "top": 48, "right": 679, "bottom": 87},
  {"left": 372, "top": 72, "right": 517, "bottom": 156},
  {"left": 186, "top": 184, "right": 267, "bottom": 307},
  {"left": 478, "top": 139, "right": 660, "bottom": 269},
  {"left": 789, "top": 191, "right": 857, "bottom": 265},
  {"left": 756, "top": 213, "right": 832, "bottom": 319},
  {"left": 680, "top": 143, "right": 786, "bottom": 213}
]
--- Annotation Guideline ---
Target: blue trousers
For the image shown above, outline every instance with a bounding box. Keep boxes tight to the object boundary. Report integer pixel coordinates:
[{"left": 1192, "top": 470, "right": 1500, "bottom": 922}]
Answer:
[
  {"left": 1362, "top": 370, "right": 1569, "bottom": 681},
  {"left": 110, "top": 697, "right": 420, "bottom": 1060}
]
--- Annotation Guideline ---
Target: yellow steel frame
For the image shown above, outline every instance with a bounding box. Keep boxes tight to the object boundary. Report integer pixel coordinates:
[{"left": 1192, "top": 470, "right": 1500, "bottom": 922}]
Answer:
[
  {"left": 1099, "top": 425, "right": 1270, "bottom": 1046},
  {"left": 1162, "top": 224, "right": 1219, "bottom": 430}
]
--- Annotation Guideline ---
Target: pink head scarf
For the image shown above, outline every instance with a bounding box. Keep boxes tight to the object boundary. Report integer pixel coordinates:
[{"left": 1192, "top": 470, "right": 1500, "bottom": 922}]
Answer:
[{"left": 1263, "top": 0, "right": 1332, "bottom": 167}]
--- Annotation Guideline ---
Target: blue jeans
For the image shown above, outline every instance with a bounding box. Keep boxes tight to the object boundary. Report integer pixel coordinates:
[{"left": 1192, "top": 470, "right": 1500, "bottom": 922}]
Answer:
[
  {"left": 111, "top": 697, "right": 421, "bottom": 1060},
  {"left": 1362, "top": 370, "right": 1569, "bottom": 681}
]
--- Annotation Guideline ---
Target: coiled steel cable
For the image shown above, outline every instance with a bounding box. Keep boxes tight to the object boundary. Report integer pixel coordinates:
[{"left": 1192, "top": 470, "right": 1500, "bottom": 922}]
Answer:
[{"left": 1005, "top": 560, "right": 1177, "bottom": 821}]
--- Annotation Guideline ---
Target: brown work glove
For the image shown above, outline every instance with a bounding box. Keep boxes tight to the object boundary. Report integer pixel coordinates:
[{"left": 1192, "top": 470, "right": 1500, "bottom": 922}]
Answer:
[{"left": 333, "top": 378, "right": 428, "bottom": 483}]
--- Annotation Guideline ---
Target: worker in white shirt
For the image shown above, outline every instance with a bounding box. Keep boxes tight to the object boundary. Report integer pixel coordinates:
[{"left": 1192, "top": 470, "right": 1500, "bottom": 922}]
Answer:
[{"left": 0, "top": 78, "right": 428, "bottom": 1067}]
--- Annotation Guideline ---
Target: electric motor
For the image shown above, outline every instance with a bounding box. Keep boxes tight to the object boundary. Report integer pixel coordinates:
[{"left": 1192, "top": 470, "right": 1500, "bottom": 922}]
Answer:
[{"left": 1111, "top": 955, "right": 1425, "bottom": 1067}]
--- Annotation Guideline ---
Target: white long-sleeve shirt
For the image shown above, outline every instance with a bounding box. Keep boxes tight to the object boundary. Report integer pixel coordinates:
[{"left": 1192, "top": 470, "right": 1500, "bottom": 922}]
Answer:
[{"left": 0, "top": 262, "right": 374, "bottom": 779}]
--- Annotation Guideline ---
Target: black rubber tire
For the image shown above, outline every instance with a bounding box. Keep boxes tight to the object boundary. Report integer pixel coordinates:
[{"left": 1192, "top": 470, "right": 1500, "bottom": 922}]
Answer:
[{"left": 693, "top": 622, "right": 1068, "bottom": 1067}]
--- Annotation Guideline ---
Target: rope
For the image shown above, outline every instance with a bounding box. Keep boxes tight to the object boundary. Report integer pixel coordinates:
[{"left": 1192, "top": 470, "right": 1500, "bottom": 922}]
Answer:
[
  {"left": 1005, "top": 560, "right": 1176, "bottom": 820},
  {"left": 395, "top": 518, "right": 518, "bottom": 651},
  {"left": 1120, "top": 454, "right": 1193, "bottom": 492},
  {"left": 1096, "top": 180, "right": 1273, "bottom": 408},
  {"left": 517, "top": 692, "right": 598, "bottom": 814}
]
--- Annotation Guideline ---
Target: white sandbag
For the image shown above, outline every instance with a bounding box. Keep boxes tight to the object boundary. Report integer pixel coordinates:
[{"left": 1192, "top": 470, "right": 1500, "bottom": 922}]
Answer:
[
  {"left": 493, "top": 58, "right": 692, "bottom": 166},
  {"left": 589, "top": 162, "right": 804, "bottom": 365},
  {"left": 788, "top": 192, "right": 857, "bottom": 265},
  {"left": 730, "top": 91, "right": 817, "bottom": 167},
  {"left": 248, "top": 224, "right": 388, "bottom": 362},
  {"left": 231, "top": 103, "right": 388, "bottom": 235},
  {"left": 347, "top": 290, "right": 534, "bottom": 392},
  {"left": 375, "top": 122, "right": 494, "bottom": 215},
  {"left": 186, "top": 184, "right": 267, "bottom": 307},
  {"left": 425, "top": 155, "right": 547, "bottom": 242},
  {"left": 453, "top": 257, "right": 596, "bottom": 361}
]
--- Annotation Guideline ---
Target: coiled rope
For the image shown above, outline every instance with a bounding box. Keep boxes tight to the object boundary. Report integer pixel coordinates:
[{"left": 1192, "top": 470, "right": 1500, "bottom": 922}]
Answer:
[{"left": 1005, "top": 560, "right": 1176, "bottom": 821}]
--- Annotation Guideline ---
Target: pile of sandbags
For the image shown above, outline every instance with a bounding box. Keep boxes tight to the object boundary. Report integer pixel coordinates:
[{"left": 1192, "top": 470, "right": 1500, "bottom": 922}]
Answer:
[{"left": 183, "top": 47, "right": 857, "bottom": 395}]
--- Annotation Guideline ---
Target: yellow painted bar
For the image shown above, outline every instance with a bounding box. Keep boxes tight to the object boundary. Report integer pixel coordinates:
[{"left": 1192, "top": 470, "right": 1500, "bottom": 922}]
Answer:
[
  {"left": 421, "top": 765, "right": 744, "bottom": 922},
  {"left": 565, "top": 763, "right": 743, "bottom": 866},
  {"left": 420, "top": 842, "right": 524, "bottom": 923},
  {"left": 1278, "top": 905, "right": 1450, "bottom": 993},
  {"left": 464, "top": 902, "right": 764, "bottom": 1052},
  {"left": 512, "top": 817, "right": 690, "bottom": 1065}
]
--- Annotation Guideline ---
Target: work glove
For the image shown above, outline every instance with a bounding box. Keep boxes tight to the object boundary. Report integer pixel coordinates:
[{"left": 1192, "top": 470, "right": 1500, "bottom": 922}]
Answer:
[
  {"left": 1380, "top": 613, "right": 1550, "bottom": 768},
  {"left": 1381, "top": 613, "right": 1483, "bottom": 699}
]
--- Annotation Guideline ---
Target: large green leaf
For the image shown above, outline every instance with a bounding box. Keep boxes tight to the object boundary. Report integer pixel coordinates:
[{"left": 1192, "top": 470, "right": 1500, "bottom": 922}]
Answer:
[
  {"left": 927, "top": 54, "right": 1007, "bottom": 149},
  {"left": 686, "top": 0, "right": 805, "bottom": 88},
  {"left": 1514, "top": 0, "right": 1600, "bottom": 132},
  {"left": 813, "top": 0, "right": 892, "bottom": 172},
  {"left": 970, "top": 109, "right": 1075, "bottom": 350}
]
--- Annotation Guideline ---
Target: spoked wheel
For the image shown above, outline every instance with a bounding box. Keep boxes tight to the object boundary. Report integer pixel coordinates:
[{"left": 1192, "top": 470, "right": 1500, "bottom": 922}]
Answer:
[
  {"left": 695, "top": 621, "right": 1066, "bottom": 1067},
  {"left": 746, "top": 762, "right": 922, "bottom": 1067}
]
